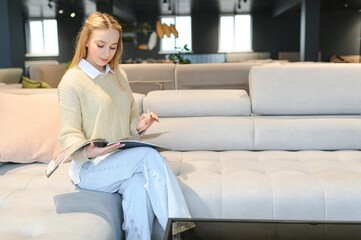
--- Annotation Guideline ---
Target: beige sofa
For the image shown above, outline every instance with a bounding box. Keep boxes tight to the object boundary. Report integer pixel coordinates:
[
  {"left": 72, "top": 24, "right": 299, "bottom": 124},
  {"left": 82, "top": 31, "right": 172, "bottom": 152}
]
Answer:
[
  {"left": 122, "top": 62, "right": 267, "bottom": 94},
  {"left": 0, "top": 68, "right": 23, "bottom": 88},
  {"left": 28, "top": 64, "right": 67, "bottom": 88},
  {"left": 1, "top": 63, "right": 361, "bottom": 240}
]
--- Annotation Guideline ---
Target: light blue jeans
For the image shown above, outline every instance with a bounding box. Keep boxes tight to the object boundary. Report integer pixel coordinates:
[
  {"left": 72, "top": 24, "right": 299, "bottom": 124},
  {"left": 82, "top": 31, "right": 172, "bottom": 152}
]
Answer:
[{"left": 78, "top": 147, "right": 191, "bottom": 240}]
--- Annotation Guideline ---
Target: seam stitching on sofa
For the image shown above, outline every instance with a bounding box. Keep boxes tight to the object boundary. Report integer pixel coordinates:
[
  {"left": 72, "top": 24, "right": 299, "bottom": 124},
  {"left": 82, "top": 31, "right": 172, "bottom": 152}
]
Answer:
[
  {"left": 219, "top": 152, "right": 223, "bottom": 218},
  {"left": 259, "top": 155, "right": 274, "bottom": 219},
  {"left": 301, "top": 151, "right": 327, "bottom": 220}
]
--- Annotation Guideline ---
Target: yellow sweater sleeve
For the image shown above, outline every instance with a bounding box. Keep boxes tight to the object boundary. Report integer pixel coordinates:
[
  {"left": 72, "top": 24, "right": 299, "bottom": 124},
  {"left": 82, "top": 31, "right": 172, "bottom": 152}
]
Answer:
[{"left": 117, "top": 67, "right": 139, "bottom": 136}]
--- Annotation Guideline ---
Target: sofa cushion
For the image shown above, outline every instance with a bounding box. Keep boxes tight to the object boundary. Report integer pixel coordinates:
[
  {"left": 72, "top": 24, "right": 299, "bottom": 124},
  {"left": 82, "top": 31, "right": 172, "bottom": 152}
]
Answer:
[
  {"left": 0, "top": 93, "right": 62, "bottom": 163},
  {"left": 249, "top": 64, "right": 361, "bottom": 115},
  {"left": 28, "top": 64, "right": 67, "bottom": 88},
  {"left": 121, "top": 64, "right": 176, "bottom": 94},
  {"left": 252, "top": 116, "right": 361, "bottom": 150},
  {"left": 143, "top": 90, "right": 251, "bottom": 117},
  {"left": 0, "top": 68, "right": 23, "bottom": 84},
  {"left": 147, "top": 117, "right": 254, "bottom": 151},
  {"left": 175, "top": 62, "right": 258, "bottom": 90},
  {"left": 0, "top": 162, "right": 123, "bottom": 240},
  {"left": 22, "top": 76, "right": 52, "bottom": 88},
  {"left": 163, "top": 150, "right": 361, "bottom": 221}
]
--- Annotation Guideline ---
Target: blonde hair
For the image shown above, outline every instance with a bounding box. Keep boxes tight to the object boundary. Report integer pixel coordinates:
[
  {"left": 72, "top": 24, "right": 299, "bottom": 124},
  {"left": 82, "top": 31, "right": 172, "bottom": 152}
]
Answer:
[{"left": 69, "top": 12, "right": 123, "bottom": 70}]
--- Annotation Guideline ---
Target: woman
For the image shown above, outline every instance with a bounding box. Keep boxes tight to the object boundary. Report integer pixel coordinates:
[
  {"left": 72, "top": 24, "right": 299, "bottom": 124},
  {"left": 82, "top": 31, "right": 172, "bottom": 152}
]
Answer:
[{"left": 58, "top": 12, "right": 194, "bottom": 240}]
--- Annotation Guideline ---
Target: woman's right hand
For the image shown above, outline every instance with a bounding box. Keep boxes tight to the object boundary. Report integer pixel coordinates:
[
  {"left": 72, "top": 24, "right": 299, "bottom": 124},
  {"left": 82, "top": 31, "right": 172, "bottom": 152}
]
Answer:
[{"left": 85, "top": 142, "right": 124, "bottom": 159}]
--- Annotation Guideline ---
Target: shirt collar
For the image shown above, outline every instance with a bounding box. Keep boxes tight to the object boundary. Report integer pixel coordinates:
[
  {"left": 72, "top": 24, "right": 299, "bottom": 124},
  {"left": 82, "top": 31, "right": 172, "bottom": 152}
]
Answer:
[{"left": 78, "top": 58, "right": 114, "bottom": 79}]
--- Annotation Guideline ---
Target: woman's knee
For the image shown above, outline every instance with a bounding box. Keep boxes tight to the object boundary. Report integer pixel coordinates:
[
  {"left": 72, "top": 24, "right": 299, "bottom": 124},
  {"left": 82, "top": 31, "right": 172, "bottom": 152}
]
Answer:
[{"left": 121, "top": 174, "right": 147, "bottom": 199}]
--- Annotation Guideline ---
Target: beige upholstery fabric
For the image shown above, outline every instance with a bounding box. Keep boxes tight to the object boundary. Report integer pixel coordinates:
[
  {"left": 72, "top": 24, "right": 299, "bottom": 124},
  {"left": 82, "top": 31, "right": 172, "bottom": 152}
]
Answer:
[
  {"left": 176, "top": 62, "right": 259, "bottom": 91},
  {"left": 249, "top": 64, "right": 361, "bottom": 115},
  {"left": 0, "top": 87, "right": 57, "bottom": 94},
  {"left": 143, "top": 89, "right": 251, "bottom": 117},
  {"left": 144, "top": 89, "right": 361, "bottom": 151},
  {"left": 2, "top": 63, "right": 361, "bottom": 240},
  {"left": 0, "top": 68, "right": 23, "bottom": 84},
  {"left": 29, "top": 64, "right": 67, "bottom": 88},
  {"left": 0, "top": 162, "right": 123, "bottom": 240},
  {"left": 0, "top": 93, "right": 62, "bottom": 163},
  {"left": 121, "top": 64, "right": 176, "bottom": 94},
  {"left": 164, "top": 150, "right": 361, "bottom": 221}
]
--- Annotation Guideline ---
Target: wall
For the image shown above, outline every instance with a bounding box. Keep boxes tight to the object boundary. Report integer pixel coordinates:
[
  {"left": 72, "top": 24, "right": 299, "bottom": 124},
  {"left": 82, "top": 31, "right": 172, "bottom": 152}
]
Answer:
[
  {"left": 0, "top": 0, "right": 25, "bottom": 69},
  {"left": 252, "top": 11, "right": 301, "bottom": 59},
  {"left": 192, "top": 12, "right": 219, "bottom": 53},
  {"left": 56, "top": 9, "right": 84, "bottom": 63},
  {"left": 320, "top": 9, "right": 361, "bottom": 61},
  {"left": 6, "top": 5, "right": 361, "bottom": 67}
]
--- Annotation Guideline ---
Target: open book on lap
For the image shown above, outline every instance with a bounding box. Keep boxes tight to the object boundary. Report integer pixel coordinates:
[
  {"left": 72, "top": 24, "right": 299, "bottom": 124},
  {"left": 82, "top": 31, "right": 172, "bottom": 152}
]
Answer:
[{"left": 46, "top": 132, "right": 169, "bottom": 178}]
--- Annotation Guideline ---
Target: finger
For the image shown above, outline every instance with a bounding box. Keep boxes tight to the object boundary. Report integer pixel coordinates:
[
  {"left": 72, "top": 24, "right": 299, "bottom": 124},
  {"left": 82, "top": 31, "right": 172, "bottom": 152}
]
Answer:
[
  {"left": 106, "top": 143, "right": 125, "bottom": 153},
  {"left": 140, "top": 113, "right": 148, "bottom": 120},
  {"left": 137, "top": 121, "right": 148, "bottom": 132},
  {"left": 150, "top": 112, "right": 159, "bottom": 122}
]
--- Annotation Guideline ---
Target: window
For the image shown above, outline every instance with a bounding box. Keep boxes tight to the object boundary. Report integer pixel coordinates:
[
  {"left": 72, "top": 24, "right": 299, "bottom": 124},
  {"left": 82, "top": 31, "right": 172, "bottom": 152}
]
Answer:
[
  {"left": 26, "top": 19, "right": 59, "bottom": 56},
  {"left": 219, "top": 15, "right": 252, "bottom": 52},
  {"left": 160, "top": 16, "right": 192, "bottom": 53}
]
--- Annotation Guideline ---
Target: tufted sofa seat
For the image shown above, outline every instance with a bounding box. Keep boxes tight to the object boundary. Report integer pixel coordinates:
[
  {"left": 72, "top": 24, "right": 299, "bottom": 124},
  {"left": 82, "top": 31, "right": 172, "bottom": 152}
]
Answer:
[
  {"left": 0, "top": 162, "right": 122, "bottom": 240},
  {"left": 162, "top": 150, "right": 361, "bottom": 221}
]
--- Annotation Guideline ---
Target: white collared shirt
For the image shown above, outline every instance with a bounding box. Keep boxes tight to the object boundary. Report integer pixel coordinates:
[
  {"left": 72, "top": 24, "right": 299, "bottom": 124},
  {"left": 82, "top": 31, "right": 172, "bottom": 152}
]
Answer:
[{"left": 78, "top": 58, "right": 114, "bottom": 79}]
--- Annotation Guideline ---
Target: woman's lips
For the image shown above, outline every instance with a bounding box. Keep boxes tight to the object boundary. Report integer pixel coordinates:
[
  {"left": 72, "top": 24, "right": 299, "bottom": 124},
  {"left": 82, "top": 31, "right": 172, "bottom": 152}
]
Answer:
[{"left": 99, "top": 58, "right": 108, "bottom": 63}]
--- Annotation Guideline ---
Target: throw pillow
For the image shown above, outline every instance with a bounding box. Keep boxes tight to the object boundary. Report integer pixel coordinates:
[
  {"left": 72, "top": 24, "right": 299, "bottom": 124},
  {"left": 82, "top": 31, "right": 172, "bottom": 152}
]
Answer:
[
  {"left": 0, "top": 93, "right": 62, "bottom": 164},
  {"left": 22, "top": 76, "right": 52, "bottom": 88}
]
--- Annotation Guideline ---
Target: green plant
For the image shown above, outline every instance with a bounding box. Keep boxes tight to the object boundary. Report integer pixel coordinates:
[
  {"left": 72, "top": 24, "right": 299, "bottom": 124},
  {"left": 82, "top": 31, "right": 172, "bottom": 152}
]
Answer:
[{"left": 168, "top": 44, "right": 191, "bottom": 64}]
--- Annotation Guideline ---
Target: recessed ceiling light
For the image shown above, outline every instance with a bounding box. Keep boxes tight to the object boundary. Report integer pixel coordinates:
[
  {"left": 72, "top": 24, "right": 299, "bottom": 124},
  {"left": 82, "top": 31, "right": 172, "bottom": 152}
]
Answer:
[
  {"left": 70, "top": 12, "right": 76, "bottom": 18},
  {"left": 58, "top": 9, "right": 64, "bottom": 14}
]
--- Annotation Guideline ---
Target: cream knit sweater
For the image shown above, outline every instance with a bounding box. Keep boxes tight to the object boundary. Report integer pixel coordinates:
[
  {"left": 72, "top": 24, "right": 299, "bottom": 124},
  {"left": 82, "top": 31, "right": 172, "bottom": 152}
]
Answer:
[{"left": 58, "top": 66, "right": 139, "bottom": 162}]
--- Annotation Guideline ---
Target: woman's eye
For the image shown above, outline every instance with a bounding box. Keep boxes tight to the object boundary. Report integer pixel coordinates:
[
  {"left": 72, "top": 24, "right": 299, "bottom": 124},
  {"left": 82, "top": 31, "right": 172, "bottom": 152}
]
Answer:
[
  {"left": 97, "top": 45, "right": 104, "bottom": 48},
  {"left": 110, "top": 47, "right": 116, "bottom": 50}
]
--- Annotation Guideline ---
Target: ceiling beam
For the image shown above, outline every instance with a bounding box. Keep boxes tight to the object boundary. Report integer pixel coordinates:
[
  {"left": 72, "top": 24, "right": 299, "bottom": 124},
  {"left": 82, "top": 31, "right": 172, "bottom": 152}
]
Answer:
[
  {"left": 271, "top": 0, "right": 302, "bottom": 17},
  {"left": 113, "top": 1, "right": 136, "bottom": 23},
  {"left": 91, "top": 0, "right": 136, "bottom": 23}
]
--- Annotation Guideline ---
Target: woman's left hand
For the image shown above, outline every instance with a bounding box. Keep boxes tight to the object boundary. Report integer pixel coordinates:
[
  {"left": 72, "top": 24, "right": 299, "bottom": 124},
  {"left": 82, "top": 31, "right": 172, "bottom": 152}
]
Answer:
[{"left": 136, "top": 112, "right": 159, "bottom": 134}]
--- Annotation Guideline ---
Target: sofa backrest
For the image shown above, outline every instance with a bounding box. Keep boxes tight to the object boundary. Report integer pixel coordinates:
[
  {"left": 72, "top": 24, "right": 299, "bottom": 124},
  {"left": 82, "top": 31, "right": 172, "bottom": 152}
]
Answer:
[
  {"left": 0, "top": 68, "right": 23, "bottom": 84},
  {"left": 176, "top": 62, "right": 259, "bottom": 91},
  {"left": 248, "top": 63, "right": 361, "bottom": 150},
  {"left": 143, "top": 89, "right": 254, "bottom": 151},
  {"left": 29, "top": 64, "right": 67, "bottom": 88},
  {"left": 145, "top": 64, "right": 361, "bottom": 151},
  {"left": 249, "top": 63, "right": 361, "bottom": 115},
  {"left": 121, "top": 64, "right": 176, "bottom": 94}
]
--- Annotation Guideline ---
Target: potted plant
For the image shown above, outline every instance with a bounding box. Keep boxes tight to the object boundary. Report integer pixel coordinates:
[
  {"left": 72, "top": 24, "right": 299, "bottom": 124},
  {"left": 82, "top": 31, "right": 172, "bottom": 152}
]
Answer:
[{"left": 168, "top": 44, "right": 191, "bottom": 64}]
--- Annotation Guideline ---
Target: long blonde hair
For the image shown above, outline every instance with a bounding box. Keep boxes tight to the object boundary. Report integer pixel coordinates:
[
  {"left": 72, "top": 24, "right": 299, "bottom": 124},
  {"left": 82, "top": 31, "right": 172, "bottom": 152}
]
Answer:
[{"left": 69, "top": 12, "right": 123, "bottom": 70}]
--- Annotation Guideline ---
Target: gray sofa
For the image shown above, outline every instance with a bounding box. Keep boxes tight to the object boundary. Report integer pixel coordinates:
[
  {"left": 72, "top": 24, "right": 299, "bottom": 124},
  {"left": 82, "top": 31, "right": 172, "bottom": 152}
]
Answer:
[{"left": 1, "top": 63, "right": 361, "bottom": 240}]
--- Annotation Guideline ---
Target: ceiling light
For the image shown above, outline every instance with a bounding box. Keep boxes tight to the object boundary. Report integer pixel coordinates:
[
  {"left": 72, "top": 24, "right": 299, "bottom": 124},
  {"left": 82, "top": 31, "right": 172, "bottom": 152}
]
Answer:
[
  {"left": 70, "top": 12, "right": 76, "bottom": 18},
  {"left": 58, "top": 9, "right": 64, "bottom": 14}
]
